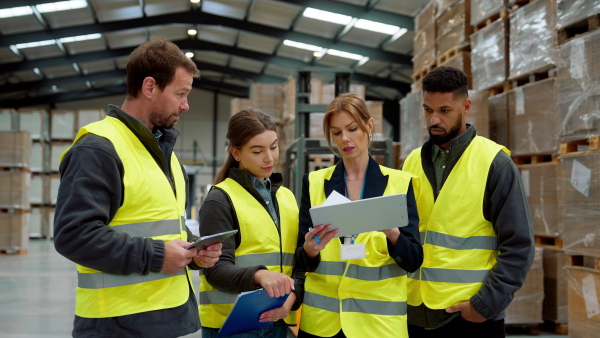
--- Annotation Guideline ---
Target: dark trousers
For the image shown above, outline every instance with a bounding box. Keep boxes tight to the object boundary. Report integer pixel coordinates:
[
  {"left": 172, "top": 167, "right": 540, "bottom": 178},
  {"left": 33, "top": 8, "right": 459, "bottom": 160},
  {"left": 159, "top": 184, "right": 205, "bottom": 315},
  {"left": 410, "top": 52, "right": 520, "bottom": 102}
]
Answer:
[
  {"left": 298, "top": 329, "right": 346, "bottom": 338},
  {"left": 408, "top": 317, "right": 505, "bottom": 338}
]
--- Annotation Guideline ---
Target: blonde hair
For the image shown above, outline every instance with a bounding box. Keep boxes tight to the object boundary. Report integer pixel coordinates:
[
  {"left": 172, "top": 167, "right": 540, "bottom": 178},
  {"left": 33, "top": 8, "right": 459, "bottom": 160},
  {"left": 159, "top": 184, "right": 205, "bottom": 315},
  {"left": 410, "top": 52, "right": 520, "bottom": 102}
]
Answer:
[{"left": 323, "top": 93, "right": 372, "bottom": 157}]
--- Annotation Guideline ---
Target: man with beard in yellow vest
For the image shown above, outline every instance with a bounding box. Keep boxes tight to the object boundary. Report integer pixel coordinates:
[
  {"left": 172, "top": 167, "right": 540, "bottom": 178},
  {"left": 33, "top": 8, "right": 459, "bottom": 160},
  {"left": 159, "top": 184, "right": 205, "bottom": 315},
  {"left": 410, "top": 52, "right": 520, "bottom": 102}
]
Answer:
[
  {"left": 54, "top": 38, "right": 222, "bottom": 337},
  {"left": 403, "top": 66, "right": 534, "bottom": 338}
]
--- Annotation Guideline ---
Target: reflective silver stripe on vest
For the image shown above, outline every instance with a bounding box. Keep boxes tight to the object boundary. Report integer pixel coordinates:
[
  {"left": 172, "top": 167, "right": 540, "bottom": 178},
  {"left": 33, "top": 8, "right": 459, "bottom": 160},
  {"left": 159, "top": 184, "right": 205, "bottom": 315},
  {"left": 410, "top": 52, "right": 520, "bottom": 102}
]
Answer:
[
  {"left": 304, "top": 292, "right": 340, "bottom": 313},
  {"left": 78, "top": 269, "right": 184, "bottom": 289},
  {"left": 304, "top": 292, "right": 406, "bottom": 316},
  {"left": 111, "top": 219, "right": 181, "bottom": 238},
  {"left": 421, "top": 267, "right": 489, "bottom": 284},
  {"left": 426, "top": 231, "right": 497, "bottom": 251},
  {"left": 346, "top": 264, "right": 406, "bottom": 281},
  {"left": 342, "top": 298, "right": 406, "bottom": 316},
  {"left": 235, "top": 252, "right": 294, "bottom": 268},
  {"left": 313, "top": 261, "right": 346, "bottom": 276},
  {"left": 314, "top": 261, "right": 406, "bottom": 281},
  {"left": 199, "top": 290, "right": 239, "bottom": 305}
]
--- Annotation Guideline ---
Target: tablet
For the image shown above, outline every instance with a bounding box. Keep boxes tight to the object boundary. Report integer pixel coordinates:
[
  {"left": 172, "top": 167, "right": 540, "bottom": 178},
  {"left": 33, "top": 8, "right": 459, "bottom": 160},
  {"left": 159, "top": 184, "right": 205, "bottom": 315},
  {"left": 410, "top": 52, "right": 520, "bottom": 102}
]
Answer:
[{"left": 186, "top": 229, "right": 238, "bottom": 250}]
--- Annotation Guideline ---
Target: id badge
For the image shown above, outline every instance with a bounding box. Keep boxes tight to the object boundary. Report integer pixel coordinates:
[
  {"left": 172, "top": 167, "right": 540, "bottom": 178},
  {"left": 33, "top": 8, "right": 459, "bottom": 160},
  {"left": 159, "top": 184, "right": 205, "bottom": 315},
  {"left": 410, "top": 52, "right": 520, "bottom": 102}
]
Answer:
[{"left": 340, "top": 242, "right": 366, "bottom": 260}]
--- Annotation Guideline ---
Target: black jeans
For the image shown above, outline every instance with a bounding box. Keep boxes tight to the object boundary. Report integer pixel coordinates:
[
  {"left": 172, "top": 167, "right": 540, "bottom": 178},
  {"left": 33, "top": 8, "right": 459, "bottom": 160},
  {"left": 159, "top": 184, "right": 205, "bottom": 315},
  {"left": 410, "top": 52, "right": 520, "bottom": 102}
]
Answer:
[{"left": 408, "top": 317, "right": 505, "bottom": 338}]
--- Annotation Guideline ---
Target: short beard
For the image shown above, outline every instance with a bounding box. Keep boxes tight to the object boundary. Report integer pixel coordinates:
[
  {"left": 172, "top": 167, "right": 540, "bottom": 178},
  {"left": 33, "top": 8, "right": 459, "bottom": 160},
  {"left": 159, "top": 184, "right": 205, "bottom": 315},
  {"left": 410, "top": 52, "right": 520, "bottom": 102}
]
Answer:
[{"left": 428, "top": 114, "right": 462, "bottom": 146}]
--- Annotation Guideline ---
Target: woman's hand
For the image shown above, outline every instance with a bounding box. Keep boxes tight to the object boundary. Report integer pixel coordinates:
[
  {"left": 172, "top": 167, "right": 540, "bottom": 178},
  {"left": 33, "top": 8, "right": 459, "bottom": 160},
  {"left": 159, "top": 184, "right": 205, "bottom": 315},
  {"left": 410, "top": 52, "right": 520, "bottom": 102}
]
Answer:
[
  {"left": 259, "top": 293, "right": 296, "bottom": 322},
  {"left": 380, "top": 227, "right": 400, "bottom": 246},
  {"left": 254, "top": 270, "right": 295, "bottom": 298},
  {"left": 303, "top": 224, "right": 340, "bottom": 259}
]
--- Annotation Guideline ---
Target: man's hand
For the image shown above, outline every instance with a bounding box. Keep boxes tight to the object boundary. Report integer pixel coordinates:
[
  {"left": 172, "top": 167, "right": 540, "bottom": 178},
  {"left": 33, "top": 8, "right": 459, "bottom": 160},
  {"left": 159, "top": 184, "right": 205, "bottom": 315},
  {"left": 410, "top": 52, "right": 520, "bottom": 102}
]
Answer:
[
  {"left": 193, "top": 242, "right": 222, "bottom": 268},
  {"left": 259, "top": 292, "right": 296, "bottom": 322},
  {"left": 446, "top": 301, "right": 486, "bottom": 323},
  {"left": 254, "top": 270, "right": 295, "bottom": 298},
  {"left": 161, "top": 239, "right": 197, "bottom": 274}
]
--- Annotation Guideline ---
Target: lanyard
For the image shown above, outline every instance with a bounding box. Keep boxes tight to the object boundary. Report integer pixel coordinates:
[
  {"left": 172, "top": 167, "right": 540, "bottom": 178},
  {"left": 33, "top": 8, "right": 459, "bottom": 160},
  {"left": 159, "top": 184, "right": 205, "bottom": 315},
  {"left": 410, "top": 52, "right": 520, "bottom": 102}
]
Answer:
[{"left": 343, "top": 164, "right": 368, "bottom": 244}]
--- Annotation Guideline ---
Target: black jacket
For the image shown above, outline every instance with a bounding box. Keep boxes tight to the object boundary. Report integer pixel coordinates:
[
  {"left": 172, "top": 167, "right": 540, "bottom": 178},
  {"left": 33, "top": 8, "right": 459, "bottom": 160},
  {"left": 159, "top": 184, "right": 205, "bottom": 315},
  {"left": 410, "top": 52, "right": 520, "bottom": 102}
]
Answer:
[
  {"left": 405, "top": 125, "right": 535, "bottom": 328},
  {"left": 54, "top": 105, "right": 200, "bottom": 338},
  {"left": 295, "top": 156, "right": 423, "bottom": 274}
]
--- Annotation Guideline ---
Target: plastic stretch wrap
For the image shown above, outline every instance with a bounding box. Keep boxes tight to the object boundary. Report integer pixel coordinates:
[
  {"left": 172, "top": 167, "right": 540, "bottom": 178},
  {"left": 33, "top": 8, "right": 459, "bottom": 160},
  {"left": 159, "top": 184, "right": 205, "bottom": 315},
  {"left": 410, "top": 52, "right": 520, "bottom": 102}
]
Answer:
[
  {"left": 517, "top": 162, "right": 562, "bottom": 237},
  {"left": 415, "top": 0, "right": 437, "bottom": 31},
  {"left": 0, "top": 171, "right": 31, "bottom": 209},
  {"left": 507, "top": 78, "right": 559, "bottom": 156},
  {"left": 566, "top": 266, "right": 600, "bottom": 337},
  {"left": 435, "top": 0, "right": 460, "bottom": 18},
  {"left": 251, "top": 83, "right": 284, "bottom": 124},
  {"left": 50, "top": 110, "right": 76, "bottom": 140},
  {"left": 556, "top": 29, "right": 600, "bottom": 142},
  {"left": 412, "top": 48, "right": 436, "bottom": 73},
  {"left": 488, "top": 92, "right": 509, "bottom": 147},
  {"left": 50, "top": 142, "right": 71, "bottom": 173},
  {"left": 18, "top": 109, "right": 47, "bottom": 140},
  {"left": 0, "top": 131, "right": 31, "bottom": 168},
  {"left": 0, "top": 108, "right": 15, "bottom": 131},
  {"left": 413, "top": 23, "right": 436, "bottom": 57},
  {"left": 439, "top": 51, "right": 471, "bottom": 89},
  {"left": 0, "top": 213, "right": 29, "bottom": 251},
  {"left": 508, "top": 0, "right": 556, "bottom": 79},
  {"left": 557, "top": 0, "right": 600, "bottom": 29},
  {"left": 400, "top": 92, "right": 426, "bottom": 160},
  {"left": 436, "top": 0, "right": 472, "bottom": 56},
  {"left": 471, "top": 18, "right": 508, "bottom": 90},
  {"left": 471, "top": 0, "right": 507, "bottom": 26},
  {"left": 561, "top": 151, "right": 600, "bottom": 257},
  {"left": 467, "top": 90, "right": 489, "bottom": 139},
  {"left": 505, "top": 247, "right": 544, "bottom": 324},
  {"left": 543, "top": 249, "right": 568, "bottom": 324}
]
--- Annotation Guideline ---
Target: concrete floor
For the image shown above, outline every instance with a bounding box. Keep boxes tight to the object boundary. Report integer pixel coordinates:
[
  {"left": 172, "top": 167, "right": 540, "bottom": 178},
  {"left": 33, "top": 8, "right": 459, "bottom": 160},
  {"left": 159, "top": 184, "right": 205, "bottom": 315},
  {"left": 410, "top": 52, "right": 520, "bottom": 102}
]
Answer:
[{"left": 0, "top": 239, "right": 565, "bottom": 338}]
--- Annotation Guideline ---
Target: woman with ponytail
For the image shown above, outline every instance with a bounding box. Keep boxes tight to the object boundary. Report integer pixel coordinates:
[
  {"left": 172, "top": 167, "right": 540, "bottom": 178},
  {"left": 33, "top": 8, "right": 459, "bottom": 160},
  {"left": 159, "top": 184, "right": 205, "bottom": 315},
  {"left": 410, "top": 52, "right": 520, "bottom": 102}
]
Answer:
[{"left": 198, "top": 109, "right": 303, "bottom": 338}]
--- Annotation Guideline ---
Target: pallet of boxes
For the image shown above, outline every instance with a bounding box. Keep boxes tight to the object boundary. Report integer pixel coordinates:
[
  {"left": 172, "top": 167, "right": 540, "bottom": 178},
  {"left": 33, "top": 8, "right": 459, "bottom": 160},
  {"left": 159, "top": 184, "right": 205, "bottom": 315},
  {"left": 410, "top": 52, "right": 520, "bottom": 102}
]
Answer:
[
  {"left": 556, "top": 0, "right": 600, "bottom": 336},
  {"left": 0, "top": 109, "right": 32, "bottom": 255}
]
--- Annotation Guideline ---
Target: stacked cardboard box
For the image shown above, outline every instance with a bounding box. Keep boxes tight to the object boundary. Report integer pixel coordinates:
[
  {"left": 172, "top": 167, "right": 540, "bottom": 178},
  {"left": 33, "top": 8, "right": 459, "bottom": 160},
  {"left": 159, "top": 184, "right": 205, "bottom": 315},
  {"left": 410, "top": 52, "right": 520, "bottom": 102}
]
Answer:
[
  {"left": 251, "top": 83, "right": 284, "bottom": 124},
  {"left": 230, "top": 98, "right": 252, "bottom": 116},
  {"left": 556, "top": 29, "right": 600, "bottom": 142},
  {"left": 471, "top": 18, "right": 508, "bottom": 90},
  {"left": 400, "top": 92, "right": 426, "bottom": 160},
  {"left": 50, "top": 109, "right": 77, "bottom": 140},
  {"left": 487, "top": 92, "right": 509, "bottom": 147},
  {"left": 0, "top": 213, "right": 29, "bottom": 252},
  {"left": 0, "top": 108, "right": 15, "bottom": 131},
  {"left": 468, "top": 90, "right": 490, "bottom": 139},
  {"left": 412, "top": 0, "right": 437, "bottom": 79},
  {"left": 561, "top": 151, "right": 600, "bottom": 257},
  {"left": 505, "top": 246, "right": 544, "bottom": 324},
  {"left": 17, "top": 109, "right": 47, "bottom": 141},
  {"left": 470, "top": 0, "right": 507, "bottom": 27},
  {"left": 517, "top": 162, "right": 562, "bottom": 237},
  {"left": 508, "top": 0, "right": 556, "bottom": 80},
  {"left": 543, "top": 249, "right": 568, "bottom": 324},
  {"left": 507, "top": 78, "right": 558, "bottom": 156},
  {"left": 436, "top": 0, "right": 472, "bottom": 61},
  {"left": 566, "top": 266, "right": 600, "bottom": 337},
  {"left": 556, "top": 0, "right": 600, "bottom": 29}
]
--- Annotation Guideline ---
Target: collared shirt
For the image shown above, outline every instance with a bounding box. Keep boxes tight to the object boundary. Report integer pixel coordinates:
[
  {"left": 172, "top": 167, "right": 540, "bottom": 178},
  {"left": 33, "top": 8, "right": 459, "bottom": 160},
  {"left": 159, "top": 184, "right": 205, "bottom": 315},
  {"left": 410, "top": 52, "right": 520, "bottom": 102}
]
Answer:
[
  {"left": 431, "top": 144, "right": 451, "bottom": 195},
  {"left": 249, "top": 175, "right": 279, "bottom": 227}
]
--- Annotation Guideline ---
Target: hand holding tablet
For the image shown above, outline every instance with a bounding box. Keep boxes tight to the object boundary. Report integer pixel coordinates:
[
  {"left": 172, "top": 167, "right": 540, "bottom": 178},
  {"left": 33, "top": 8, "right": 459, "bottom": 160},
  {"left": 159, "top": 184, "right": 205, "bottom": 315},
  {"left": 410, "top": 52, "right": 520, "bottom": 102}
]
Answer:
[{"left": 186, "top": 229, "right": 238, "bottom": 250}]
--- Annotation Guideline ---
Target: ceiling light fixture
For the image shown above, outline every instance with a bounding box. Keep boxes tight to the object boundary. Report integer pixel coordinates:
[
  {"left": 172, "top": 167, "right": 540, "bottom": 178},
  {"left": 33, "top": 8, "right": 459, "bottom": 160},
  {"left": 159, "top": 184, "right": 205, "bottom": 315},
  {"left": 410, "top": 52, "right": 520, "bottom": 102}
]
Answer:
[
  {"left": 36, "top": 0, "right": 87, "bottom": 13},
  {"left": 60, "top": 33, "right": 102, "bottom": 43},
  {"left": 326, "top": 49, "right": 364, "bottom": 61},
  {"left": 185, "top": 52, "right": 194, "bottom": 58},
  {"left": 0, "top": 6, "right": 33, "bottom": 18},
  {"left": 303, "top": 8, "right": 352, "bottom": 25},
  {"left": 188, "top": 29, "right": 197, "bottom": 35},
  {"left": 14, "top": 39, "right": 56, "bottom": 49},
  {"left": 283, "top": 40, "right": 324, "bottom": 53},
  {"left": 190, "top": 0, "right": 201, "bottom": 3},
  {"left": 354, "top": 19, "right": 401, "bottom": 35}
]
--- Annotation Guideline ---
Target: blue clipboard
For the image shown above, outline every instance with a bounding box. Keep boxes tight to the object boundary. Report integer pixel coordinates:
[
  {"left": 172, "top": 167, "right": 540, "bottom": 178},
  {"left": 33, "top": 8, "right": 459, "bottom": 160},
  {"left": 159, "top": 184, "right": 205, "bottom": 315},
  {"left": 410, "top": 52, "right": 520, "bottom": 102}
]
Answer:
[{"left": 217, "top": 289, "right": 289, "bottom": 337}]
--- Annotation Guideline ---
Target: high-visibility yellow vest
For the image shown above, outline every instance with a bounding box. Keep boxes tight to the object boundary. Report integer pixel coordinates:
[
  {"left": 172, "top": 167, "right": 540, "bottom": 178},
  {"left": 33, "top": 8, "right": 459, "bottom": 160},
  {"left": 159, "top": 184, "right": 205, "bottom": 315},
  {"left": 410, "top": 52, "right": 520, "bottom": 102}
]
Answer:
[
  {"left": 60, "top": 116, "right": 190, "bottom": 318},
  {"left": 199, "top": 178, "right": 299, "bottom": 328},
  {"left": 301, "top": 164, "right": 414, "bottom": 338},
  {"left": 403, "top": 136, "right": 509, "bottom": 308}
]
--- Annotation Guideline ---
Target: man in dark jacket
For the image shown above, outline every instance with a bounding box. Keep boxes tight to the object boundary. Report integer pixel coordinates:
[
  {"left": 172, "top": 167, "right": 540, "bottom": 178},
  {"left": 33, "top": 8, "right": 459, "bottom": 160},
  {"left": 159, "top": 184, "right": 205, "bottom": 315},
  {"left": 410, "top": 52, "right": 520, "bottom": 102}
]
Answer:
[
  {"left": 54, "top": 38, "right": 221, "bottom": 337},
  {"left": 403, "top": 66, "right": 534, "bottom": 338}
]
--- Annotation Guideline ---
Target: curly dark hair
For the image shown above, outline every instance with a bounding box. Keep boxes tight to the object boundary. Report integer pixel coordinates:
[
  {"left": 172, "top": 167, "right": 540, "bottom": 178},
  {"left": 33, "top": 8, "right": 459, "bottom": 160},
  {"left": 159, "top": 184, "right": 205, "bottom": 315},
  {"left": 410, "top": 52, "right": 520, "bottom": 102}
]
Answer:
[{"left": 422, "top": 66, "right": 468, "bottom": 100}]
